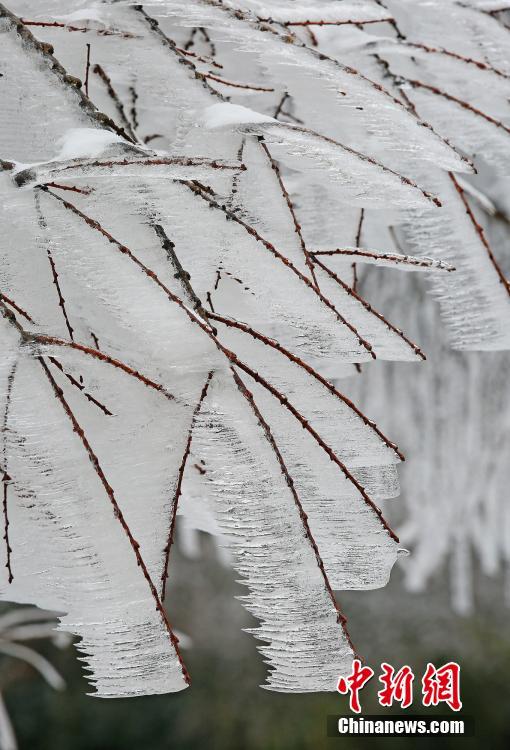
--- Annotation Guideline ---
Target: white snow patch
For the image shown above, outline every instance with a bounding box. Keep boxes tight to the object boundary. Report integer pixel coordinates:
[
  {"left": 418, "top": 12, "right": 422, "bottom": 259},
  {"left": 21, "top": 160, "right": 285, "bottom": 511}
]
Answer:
[
  {"left": 56, "top": 128, "right": 125, "bottom": 161},
  {"left": 201, "top": 103, "right": 277, "bottom": 130}
]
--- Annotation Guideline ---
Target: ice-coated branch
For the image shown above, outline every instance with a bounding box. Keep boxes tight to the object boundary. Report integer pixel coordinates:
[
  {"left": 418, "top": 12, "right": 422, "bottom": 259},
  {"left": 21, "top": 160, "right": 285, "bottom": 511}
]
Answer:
[
  {"left": 160, "top": 372, "right": 214, "bottom": 600},
  {"left": 37, "top": 356, "right": 191, "bottom": 685}
]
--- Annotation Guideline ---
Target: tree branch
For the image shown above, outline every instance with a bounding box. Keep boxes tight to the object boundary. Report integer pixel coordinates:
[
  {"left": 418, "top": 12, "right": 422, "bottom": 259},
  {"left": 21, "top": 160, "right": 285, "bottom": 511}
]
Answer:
[
  {"left": 259, "top": 141, "right": 320, "bottom": 288},
  {"left": 450, "top": 173, "right": 510, "bottom": 295},
  {"left": 231, "top": 367, "right": 358, "bottom": 654},
  {"left": 182, "top": 181, "right": 377, "bottom": 358},
  {"left": 160, "top": 371, "right": 214, "bottom": 600},
  {"left": 38, "top": 357, "right": 191, "bottom": 685},
  {"left": 207, "top": 311, "right": 404, "bottom": 460},
  {"left": 312, "top": 256, "right": 426, "bottom": 360},
  {"left": 38, "top": 189, "right": 398, "bottom": 542}
]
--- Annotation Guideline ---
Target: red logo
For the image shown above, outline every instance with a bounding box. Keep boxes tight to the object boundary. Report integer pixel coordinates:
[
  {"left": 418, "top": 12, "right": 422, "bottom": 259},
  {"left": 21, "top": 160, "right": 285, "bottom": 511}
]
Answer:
[
  {"left": 337, "top": 659, "right": 374, "bottom": 714},
  {"left": 337, "top": 661, "right": 462, "bottom": 713},
  {"left": 422, "top": 662, "right": 462, "bottom": 711},
  {"left": 378, "top": 662, "right": 414, "bottom": 709}
]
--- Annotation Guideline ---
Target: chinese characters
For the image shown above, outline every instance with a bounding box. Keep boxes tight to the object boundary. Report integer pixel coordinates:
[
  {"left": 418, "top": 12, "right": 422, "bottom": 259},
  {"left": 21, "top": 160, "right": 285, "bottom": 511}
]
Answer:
[{"left": 337, "top": 661, "right": 462, "bottom": 713}]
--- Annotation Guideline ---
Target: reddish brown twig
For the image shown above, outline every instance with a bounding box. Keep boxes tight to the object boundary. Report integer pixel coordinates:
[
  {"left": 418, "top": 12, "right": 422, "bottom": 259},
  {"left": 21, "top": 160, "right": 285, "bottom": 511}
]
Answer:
[
  {"left": 403, "top": 41, "right": 510, "bottom": 79},
  {"left": 204, "top": 73, "right": 274, "bottom": 92},
  {"left": 8, "top": 11, "right": 146, "bottom": 145},
  {"left": 38, "top": 357, "right": 190, "bottom": 684},
  {"left": 160, "top": 372, "right": 213, "bottom": 600},
  {"left": 207, "top": 312, "right": 404, "bottom": 460},
  {"left": 45, "top": 180, "right": 374, "bottom": 359},
  {"left": 53, "top": 156, "right": 245, "bottom": 173},
  {"left": 282, "top": 18, "right": 394, "bottom": 27},
  {"left": 230, "top": 361, "right": 399, "bottom": 542},
  {"left": 0, "top": 293, "right": 33, "bottom": 323},
  {"left": 260, "top": 122, "right": 443, "bottom": 208},
  {"left": 184, "top": 26, "right": 217, "bottom": 56},
  {"left": 183, "top": 181, "right": 376, "bottom": 358},
  {"left": 231, "top": 368, "right": 358, "bottom": 654},
  {"left": 1, "top": 469, "right": 12, "bottom": 583},
  {"left": 45, "top": 249, "right": 74, "bottom": 339},
  {"left": 44, "top": 182, "right": 94, "bottom": 195},
  {"left": 136, "top": 10, "right": 224, "bottom": 108},
  {"left": 259, "top": 141, "right": 319, "bottom": 288},
  {"left": 450, "top": 173, "right": 510, "bottom": 294},
  {"left": 0, "top": 298, "right": 128, "bottom": 411},
  {"left": 32, "top": 335, "right": 176, "bottom": 401},
  {"left": 312, "top": 247, "right": 455, "bottom": 271},
  {"left": 304, "top": 26, "right": 319, "bottom": 45},
  {"left": 48, "top": 357, "right": 112, "bottom": 416},
  {"left": 313, "top": 256, "right": 426, "bottom": 360},
  {"left": 2, "top": 361, "right": 17, "bottom": 584},
  {"left": 20, "top": 19, "right": 137, "bottom": 38},
  {"left": 173, "top": 0, "right": 463, "bottom": 167},
  {"left": 406, "top": 79, "right": 510, "bottom": 136},
  {"left": 35, "top": 194, "right": 74, "bottom": 341},
  {"left": 174, "top": 46, "right": 223, "bottom": 69}
]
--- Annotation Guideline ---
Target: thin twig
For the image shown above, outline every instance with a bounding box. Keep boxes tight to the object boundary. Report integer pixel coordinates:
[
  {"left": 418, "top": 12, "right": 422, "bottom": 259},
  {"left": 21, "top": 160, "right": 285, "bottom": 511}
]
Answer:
[
  {"left": 174, "top": 46, "right": 223, "bottom": 69},
  {"left": 282, "top": 18, "right": 394, "bottom": 27},
  {"left": 84, "top": 43, "right": 91, "bottom": 97},
  {"left": 93, "top": 64, "right": 138, "bottom": 142},
  {"left": 20, "top": 19, "right": 138, "bottom": 37},
  {"left": 48, "top": 357, "right": 112, "bottom": 416},
  {"left": 405, "top": 78, "right": 510, "bottom": 136},
  {"left": 231, "top": 367, "right": 358, "bottom": 654},
  {"left": 44, "top": 182, "right": 94, "bottom": 195},
  {"left": 208, "top": 312, "right": 404, "bottom": 460},
  {"left": 274, "top": 92, "right": 289, "bottom": 119},
  {"left": 129, "top": 85, "right": 138, "bottom": 131},
  {"left": 153, "top": 225, "right": 211, "bottom": 323},
  {"left": 313, "top": 256, "right": 426, "bottom": 360},
  {"left": 353, "top": 209, "right": 365, "bottom": 293},
  {"left": 204, "top": 73, "right": 274, "bottom": 92},
  {"left": 160, "top": 372, "right": 213, "bottom": 600},
  {"left": 402, "top": 41, "right": 510, "bottom": 79},
  {"left": 51, "top": 156, "right": 245, "bottom": 174},
  {"left": 450, "top": 173, "right": 510, "bottom": 294},
  {"left": 259, "top": 141, "right": 320, "bottom": 288},
  {"left": 35, "top": 193, "right": 74, "bottom": 341},
  {"left": 38, "top": 357, "right": 191, "bottom": 685},
  {"left": 1, "top": 361, "right": 17, "bottom": 584},
  {"left": 183, "top": 181, "right": 376, "bottom": 358},
  {"left": 311, "top": 248, "right": 455, "bottom": 271},
  {"left": 32, "top": 335, "right": 176, "bottom": 401},
  {"left": 0, "top": 293, "right": 33, "bottom": 323}
]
